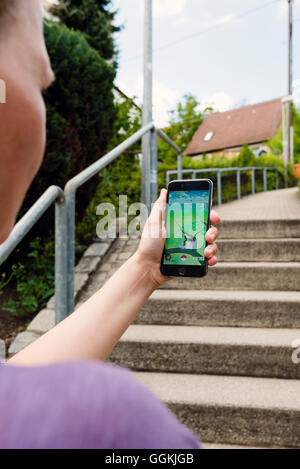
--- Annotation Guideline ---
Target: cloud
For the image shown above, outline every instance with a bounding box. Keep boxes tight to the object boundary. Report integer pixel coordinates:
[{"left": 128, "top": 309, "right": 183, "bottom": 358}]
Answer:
[
  {"left": 277, "top": 0, "right": 300, "bottom": 16},
  {"left": 200, "top": 92, "right": 234, "bottom": 112},
  {"left": 173, "top": 16, "right": 191, "bottom": 26},
  {"left": 200, "top": 13, "right": 236, "bottom": 29},
  {"left": 116, "top": 76, "right": 180, "bottom": 127},
  {"left": 135, "top": 76, "right": 181, "bottom": 126},
  {"left": 152, "top": 82, "right": 181, "bottom": 126},
  {"left": 116, "top": 81, "right": 233, "bottom": 126},
  {"left": 153, "top": 0, "right": 187, "bottom": 19}
]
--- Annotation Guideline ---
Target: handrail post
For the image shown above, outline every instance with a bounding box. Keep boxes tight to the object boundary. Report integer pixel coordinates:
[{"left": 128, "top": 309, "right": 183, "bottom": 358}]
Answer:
[
  {"left": 65, "top": 187, "right": 76, "bottom": 318},
  {"left": 237, "top": 169, "right": 241, "bottom": 200},
  {"left": 142, "top": 0, "right": 153, "bottom": 211},
  {"left": 55, "top": 194, "right": 68, "bottom": 324},
  {"left": 177, "top": 153, "right": 183, "bottom": 180},
  {"left": 263, "top": 168, "right": 267, "bottom": 192},
  {"left": 150, "top": 127, "right": 158, "bottom": 204},
  {"left": 217, "top": 170, "right": 222, "bottom": 206},
  {"left": 252, "top": 168, "right": 255, "bottom": 194}
]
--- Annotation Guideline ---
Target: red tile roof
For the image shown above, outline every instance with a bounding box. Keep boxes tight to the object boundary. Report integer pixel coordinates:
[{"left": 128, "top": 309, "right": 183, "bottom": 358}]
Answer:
[{"left": 185, "top": 98, "right": 282, "bottom": 155}]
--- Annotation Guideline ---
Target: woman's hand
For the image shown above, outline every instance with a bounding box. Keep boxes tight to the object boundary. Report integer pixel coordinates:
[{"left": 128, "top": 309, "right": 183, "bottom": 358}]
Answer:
[
  {"left": 136, "top": 188, "right": 221, "bottom": 287},
  {"left": 9, "top": 189, "right": 220, "bottom": 366}
]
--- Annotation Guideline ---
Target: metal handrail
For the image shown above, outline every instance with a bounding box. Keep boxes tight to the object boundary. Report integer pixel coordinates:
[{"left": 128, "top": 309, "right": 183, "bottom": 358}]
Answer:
[
  {"left": 0, "top": 123, "right": 182, "bottom": 324},
  {"left": 0, "top": 186, "right": 64, "bottom": 264},
  {"left": 166, "top": 166, "right": 280, "bottom": 206},
  {"left": 63, "top": 121, "right": 156, "bottom": 317},
  {"left": 0, "top": 186, "right": 67, "bottom": 323}
]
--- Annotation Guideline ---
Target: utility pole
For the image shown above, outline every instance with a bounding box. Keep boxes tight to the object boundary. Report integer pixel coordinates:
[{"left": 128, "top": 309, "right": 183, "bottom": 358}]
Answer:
[
  {"left": 287, "top": 0, "right": 293, "bottom": 163},
  {"left": 141, "top": 0, "right": 153, "bottom": 211}
]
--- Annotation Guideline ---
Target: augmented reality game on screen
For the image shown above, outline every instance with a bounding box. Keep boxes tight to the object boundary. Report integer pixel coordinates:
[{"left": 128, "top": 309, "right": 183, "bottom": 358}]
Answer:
[{"left": 163, "top": 190, "right": 210, "bottom": 267}]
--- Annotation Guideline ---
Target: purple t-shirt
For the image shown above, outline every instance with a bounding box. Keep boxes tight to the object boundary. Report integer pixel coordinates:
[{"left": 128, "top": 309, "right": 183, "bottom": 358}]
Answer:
[{"left": 0, "top": 361, "right": 200, "bottom": 449}]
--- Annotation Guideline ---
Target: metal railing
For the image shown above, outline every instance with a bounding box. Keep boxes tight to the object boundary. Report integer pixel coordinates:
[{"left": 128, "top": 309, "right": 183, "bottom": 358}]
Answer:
[
  {"left": 0, "top": 122, "right": 181, "bottom": 324},
  {"left": 166, "top": 166, "right": 280, "bottom": 206}
]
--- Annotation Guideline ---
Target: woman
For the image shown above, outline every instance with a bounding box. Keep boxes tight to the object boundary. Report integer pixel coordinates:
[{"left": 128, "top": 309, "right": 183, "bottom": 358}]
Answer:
[{"left": 0, "top": 0, "right": 219, "bottom": 449}]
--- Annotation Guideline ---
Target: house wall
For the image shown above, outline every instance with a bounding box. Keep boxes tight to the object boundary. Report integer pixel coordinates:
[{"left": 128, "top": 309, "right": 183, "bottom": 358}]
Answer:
[{"left": 190, "top": 143, "right": 272, "bottom": 161}]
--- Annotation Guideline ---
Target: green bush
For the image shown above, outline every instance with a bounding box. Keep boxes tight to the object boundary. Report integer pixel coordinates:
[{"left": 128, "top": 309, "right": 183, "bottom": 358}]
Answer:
[
  {"left": 234, "top": 143, "right": 256, "bottom": 167},
  {"left": 161, "top": 151, "right": 295, "bottom": 205},
  {"left": 2, "top": 239, "right": 55, "bottom": 318},
  {"left": 294, "top": 107, "right": 300, "bottom": 164}
]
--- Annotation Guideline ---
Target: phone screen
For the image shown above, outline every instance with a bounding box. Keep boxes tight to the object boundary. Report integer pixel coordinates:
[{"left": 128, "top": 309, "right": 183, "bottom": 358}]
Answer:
[{"left": 163, "top": 189, "right": 210, "bottom": 267}]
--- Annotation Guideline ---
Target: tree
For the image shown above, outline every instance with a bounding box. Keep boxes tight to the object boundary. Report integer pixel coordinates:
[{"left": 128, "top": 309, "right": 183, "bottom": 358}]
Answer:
[
  {"left": 76, "top": 96, "right": 142, "bottom": 243},
  {"left": 158, "top": 94, "right": 206, "bottom": 165},
  {"left": 20, "top": 20, "right": 116, "bottom": 221},
  {"left": 293, "top": 107, "right": 300, "bottom": 164},
  {"left": 237, "top": 143, "right": 255, "bottom": 167},
  {"left": 50, "top": 0, "right": 120, "bottom": 64},
  {"left": 267, "top": 106, "right": 300, "bottom": 164}
]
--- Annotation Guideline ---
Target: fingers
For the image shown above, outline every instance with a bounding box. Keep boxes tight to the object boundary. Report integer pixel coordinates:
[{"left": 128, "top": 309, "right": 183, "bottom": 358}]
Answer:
[
  {"left": 204, "top": 243, "right": 218, "bottom": 259},
  {"left": 205, "top": 216, "right": 219, "bottom": 266},
  {"left": 143, "top": 189, "right": 168, "bottom": 239},
  {"left": 205, "top": 226, "right": 219, "bottom": 244},
  {"left": 208, "top": 256, "right": 218, "bottom": 267},
  {"left": 210, "top": 209, "right": 220, "bottom": 225},
  {"left": 157, "top": 188, "right": 167, "bottom": 204}
]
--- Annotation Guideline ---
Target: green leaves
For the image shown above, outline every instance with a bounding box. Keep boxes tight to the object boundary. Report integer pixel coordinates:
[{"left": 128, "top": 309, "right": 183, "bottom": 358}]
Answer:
[
  {"left": 49, "top": 0, "right": 120, "bottom": 64},
  {"left": 158, "top": 94, "right": 205, "bottom": 165},
  {"left": 1, "top": 239, "right": 55, "bottom": 318},
  {"left": 76, "top": 96, "right": 142, "bottom": 244},
  {"left": 267, "top": 106, "right": 300, "bottom": 164},
  {"left": 236, "top": 144, "right": 256, "bottom": 167},
  {"left": 2, "top": 12, "right": 117, "bottom": 319},
  {"left": 20, "top": 20, "right": 116, "bottom": 223}
]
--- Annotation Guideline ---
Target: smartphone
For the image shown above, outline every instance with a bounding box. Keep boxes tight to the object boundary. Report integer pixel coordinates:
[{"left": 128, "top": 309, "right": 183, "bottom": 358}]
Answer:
[{"left": 160, "top": 179, "right": 213, "bottom": 278}]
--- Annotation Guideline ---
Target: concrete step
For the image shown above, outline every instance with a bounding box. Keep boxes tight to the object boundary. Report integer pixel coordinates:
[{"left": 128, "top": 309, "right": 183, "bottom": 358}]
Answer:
[
  {"left": 161, "top": 262, "right": 300, "bottom": 291},
  {"left": 110, "top": 325, "right": 300, "bottom": 379},
  {"left": 218, "top": 238, "right": 300, "bottom": 262},
  {"left": 137, "top": 290, "right": 300, "bottom": 329},
  {"left": 219, "top": 219, "right": 300, "bottom": 239},
  {"left": 133, "top": 372, "right": 300, "bottom": 447},
  {"left": 203, "top": 443, "right": 268, "bottom": 449}
]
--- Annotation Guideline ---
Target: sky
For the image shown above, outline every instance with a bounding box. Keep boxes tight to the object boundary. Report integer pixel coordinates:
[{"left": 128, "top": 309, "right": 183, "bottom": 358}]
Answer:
[{"left": 112, "top": 0, "right": 300, "bottom": 126}]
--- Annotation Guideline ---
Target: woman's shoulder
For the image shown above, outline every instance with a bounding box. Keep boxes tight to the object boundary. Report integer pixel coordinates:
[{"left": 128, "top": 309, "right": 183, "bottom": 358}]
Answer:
[{"left": 0, "top": 362, "right": 200, "bottom": 449}]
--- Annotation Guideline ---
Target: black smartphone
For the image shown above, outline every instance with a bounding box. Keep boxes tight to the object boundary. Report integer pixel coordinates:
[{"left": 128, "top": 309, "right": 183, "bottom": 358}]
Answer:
[{"left": 160, "top": 179, "right": 213, "bottom": 278}]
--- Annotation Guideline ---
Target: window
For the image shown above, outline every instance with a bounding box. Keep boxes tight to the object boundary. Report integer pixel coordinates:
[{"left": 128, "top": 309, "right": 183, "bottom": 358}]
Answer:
[{"left": 204, "top": 131, "right": 214, "bottom": 142}]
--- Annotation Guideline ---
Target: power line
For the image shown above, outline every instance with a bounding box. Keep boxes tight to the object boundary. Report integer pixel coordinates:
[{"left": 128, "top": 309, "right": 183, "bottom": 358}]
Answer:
[{"left": 123, "top": 0, "right": 281, "bottom": 63}]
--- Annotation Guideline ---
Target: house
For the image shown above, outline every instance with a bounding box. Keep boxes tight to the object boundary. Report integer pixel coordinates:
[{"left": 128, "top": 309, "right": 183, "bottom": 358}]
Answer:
[{"left": 185, "top": 98, "right": 282, "bottom": 159}]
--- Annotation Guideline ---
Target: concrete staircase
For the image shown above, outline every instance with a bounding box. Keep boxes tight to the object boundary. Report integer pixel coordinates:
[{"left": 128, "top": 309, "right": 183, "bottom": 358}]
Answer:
[{"left": 109, "top": 188, "right": 300, "bottom": 448}]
